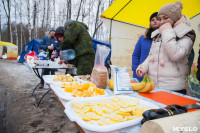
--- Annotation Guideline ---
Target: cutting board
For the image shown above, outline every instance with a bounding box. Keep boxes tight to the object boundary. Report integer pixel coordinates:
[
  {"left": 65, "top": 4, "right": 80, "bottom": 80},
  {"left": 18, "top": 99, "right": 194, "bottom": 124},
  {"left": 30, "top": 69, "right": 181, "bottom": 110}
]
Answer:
[{"left": 139, "top": 91, "right": 200, "bottom": 112}]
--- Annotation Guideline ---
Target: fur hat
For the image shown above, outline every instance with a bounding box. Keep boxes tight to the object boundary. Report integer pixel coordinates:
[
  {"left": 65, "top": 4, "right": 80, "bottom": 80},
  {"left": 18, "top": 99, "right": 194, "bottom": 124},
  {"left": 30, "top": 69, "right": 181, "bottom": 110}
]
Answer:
[
  {"left": 158, "top": 1, "right": 183, "bottom": 22},
  {"left": 64, "top": 20, "right": 73, "bottom": 29}
]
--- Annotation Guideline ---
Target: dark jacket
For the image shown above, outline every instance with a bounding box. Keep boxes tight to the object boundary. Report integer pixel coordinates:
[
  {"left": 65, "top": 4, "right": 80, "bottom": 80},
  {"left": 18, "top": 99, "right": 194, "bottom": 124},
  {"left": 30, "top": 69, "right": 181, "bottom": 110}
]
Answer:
[
  {"left": 132, "top": 35, "right": 152, "bottom": 82},
  {"left": 39, "top": 32, "right": 60, "bottom": 57},
  {"left": 197, "top": 49, "right": 200, "bottom": 81},
  {"left": 61, "top": 21, "right": 95, "bottom": 57}
]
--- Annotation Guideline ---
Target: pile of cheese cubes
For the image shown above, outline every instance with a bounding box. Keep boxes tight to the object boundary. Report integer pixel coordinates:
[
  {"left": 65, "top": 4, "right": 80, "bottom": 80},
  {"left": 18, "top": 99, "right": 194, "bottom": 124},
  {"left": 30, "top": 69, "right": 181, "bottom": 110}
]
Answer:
[
  {"left": 60, "top": 82, "right": 104, "bottom": 97},
  {"left": 71, "top": 96, "right": 149, "bottom": 126},
  {"left": 53, "top": 74, "right": 77, "bottom": 82}
]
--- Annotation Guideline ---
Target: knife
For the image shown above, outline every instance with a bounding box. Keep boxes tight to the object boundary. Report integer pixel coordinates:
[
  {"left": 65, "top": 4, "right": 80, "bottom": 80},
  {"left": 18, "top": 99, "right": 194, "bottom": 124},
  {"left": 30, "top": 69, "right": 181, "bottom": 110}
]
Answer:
[{"left": 183, "top": 102, "right": 200, "bottom": 110}]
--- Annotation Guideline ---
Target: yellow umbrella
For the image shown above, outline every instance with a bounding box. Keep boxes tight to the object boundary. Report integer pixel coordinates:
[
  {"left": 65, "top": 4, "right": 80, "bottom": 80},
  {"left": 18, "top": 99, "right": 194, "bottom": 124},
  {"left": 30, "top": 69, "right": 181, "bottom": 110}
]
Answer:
[
  {"left": 101, "top": 0, "right": 200, "bottom": 28},
  {"left": 0, "top": 41, "right": 16, "bottom": 46}
]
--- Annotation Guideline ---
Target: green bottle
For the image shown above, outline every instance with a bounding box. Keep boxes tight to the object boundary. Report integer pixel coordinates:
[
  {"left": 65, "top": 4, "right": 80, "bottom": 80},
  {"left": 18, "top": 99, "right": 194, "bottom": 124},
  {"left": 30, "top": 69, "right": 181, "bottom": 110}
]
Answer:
[{"left": 46, "top": 51, "right": 49, "bottom": 59}]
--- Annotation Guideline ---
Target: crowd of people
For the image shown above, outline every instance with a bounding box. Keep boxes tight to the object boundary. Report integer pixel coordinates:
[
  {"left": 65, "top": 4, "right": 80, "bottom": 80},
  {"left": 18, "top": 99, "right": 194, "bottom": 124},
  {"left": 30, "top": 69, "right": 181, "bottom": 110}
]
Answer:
[
  {"left": 38, "top": 20, "right": 95, "bottom": 88},
  {"left": 38, "top": 1, "right": 199, "bottom": 96}
]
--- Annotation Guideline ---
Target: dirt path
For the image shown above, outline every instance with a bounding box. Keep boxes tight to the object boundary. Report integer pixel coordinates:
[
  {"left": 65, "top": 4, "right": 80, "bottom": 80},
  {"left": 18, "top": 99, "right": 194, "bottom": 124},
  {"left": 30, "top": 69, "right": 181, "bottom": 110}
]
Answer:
[{"left": 0, "top": 60, "right": 77, "bottom": 133}]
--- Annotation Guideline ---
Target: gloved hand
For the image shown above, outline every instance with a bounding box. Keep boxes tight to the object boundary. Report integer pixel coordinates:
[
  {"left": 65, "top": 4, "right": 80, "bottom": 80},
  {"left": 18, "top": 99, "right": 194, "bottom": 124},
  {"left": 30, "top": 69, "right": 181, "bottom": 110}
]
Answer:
[
  {"left": 159, "top": 23, "right": 172, "bottom": 34},
  {"left": 136, "top": 65, "right": 148, "bottom": 77}
]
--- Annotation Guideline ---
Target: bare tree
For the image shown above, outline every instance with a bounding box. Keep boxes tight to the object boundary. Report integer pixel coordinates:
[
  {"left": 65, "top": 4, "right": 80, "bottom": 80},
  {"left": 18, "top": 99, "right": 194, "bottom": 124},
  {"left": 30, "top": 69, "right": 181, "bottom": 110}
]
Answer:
[
  {"left": 81, "top": 0, "right": 94, "bottom": 22},
  {"left": 67, "top": 0, "right": 71, "bottom": 20},
  {"left": 32, "top": 0, "right": 37, "bottom": 39},
  {"left": 46, "top": 0, "right": 50, "bottom": 29},
  {"left": 109, "top": 0, "right": 114, "bottom": 6},
  {"left": 2, "top": 0, "right": 11, "bottom": 42},
  {"left": 53, "top": 0, "right": 55, "bottom": 27},
  {"left": 76, "top": 0, "right": 83, "bottom": 21},
  {"left": 41, "top": 0, "right": 46, "bottom": 28},
  {"left": 92, "top": 0, "right": 103, "bottom": 38},
  {"left": 18, "top": 0, "right": 23, "bottom": 52},
  {"left": 27, "top": 0, "right": 31, "bottom": 41},
  {"left": 14, "top": 0, "right": 18, "bottom": 47}
]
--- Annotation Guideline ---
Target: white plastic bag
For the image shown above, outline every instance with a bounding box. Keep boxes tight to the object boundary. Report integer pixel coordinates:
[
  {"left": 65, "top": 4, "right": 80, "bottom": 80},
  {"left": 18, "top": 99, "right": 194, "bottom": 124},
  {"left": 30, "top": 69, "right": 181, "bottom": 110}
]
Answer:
[
  {"left": 91, "top": 44, "right": 110, "bottom": 89},
  {"left": 111, "top": 65, "right": 133, "bottom": 94}
]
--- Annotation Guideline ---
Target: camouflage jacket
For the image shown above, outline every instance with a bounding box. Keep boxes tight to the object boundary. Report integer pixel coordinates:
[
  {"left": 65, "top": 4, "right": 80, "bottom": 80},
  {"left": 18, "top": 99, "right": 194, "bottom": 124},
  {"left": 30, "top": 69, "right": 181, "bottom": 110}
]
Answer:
[{"left": 61, "top": 21, "right": 95, "bottom": 57}]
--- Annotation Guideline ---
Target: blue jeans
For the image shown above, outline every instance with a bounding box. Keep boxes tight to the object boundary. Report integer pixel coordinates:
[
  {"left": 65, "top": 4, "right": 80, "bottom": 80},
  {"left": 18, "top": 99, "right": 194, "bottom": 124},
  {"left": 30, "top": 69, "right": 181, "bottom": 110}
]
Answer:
[{"left": 40, "top": 69, "right": 55, "bottom": 85}]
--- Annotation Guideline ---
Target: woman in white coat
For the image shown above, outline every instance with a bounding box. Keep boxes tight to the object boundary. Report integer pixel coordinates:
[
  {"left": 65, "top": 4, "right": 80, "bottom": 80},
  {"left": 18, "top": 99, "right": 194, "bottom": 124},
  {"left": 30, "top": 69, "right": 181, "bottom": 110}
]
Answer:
[{"left": 136, "top": 1, "right": 196, "bottom": 94}]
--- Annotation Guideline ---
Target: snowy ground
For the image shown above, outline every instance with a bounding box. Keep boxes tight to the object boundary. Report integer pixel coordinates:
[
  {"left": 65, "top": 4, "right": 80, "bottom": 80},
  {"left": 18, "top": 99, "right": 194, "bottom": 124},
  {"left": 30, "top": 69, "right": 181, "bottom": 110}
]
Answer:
[{"left": 0, "top": 60, "right": 78, "bottom": 133}]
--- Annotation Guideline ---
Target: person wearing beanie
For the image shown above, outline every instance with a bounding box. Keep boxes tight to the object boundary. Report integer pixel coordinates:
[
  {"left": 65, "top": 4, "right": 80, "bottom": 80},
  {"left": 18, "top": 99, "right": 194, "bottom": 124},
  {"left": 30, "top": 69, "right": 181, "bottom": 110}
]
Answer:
[
  {"left": 55, "top": 26, "right": 65, "bottom": 42},
  {"left": 64, "top": 20, "right": 73, "bottom": 29},
  {"left": 39, "top": 27, "right": 60, "bottom": 88},
  {"left": 49, "top": 27, "right": 56, "bottom": 33},
  {"left": 61, "top": 20, "right": 95, "bottom": 75},
  {"left": 132, "top": 12, "right": 160, "bottom": 82},
  {"left": 136, "top": 1, "right": 196, "bottom": 94}
]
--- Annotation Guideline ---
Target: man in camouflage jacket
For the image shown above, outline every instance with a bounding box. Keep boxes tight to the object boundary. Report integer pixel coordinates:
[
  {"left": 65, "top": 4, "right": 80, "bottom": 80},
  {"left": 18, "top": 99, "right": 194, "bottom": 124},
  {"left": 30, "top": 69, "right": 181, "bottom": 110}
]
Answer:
[{"left": 61, "top": 20, "right": 95, "bottom": 75}]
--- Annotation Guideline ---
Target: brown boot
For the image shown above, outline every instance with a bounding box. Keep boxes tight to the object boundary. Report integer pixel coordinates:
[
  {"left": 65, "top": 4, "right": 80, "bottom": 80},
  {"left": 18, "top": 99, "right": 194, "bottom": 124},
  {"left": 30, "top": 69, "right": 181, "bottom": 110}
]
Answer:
[{"left": 39, "top": 84, "right": 44, "bottom": 88}]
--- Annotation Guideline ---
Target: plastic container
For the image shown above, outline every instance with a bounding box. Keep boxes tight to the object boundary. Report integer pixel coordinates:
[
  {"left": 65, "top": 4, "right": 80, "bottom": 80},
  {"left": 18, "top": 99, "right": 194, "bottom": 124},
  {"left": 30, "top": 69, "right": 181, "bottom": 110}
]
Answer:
[
  {"left": 61, "top": 49, "right": 75, "bottom": 60},
  {"left": 64, "top": 95, "right": 159, "bottom": 132},
  {"left": 50, "top": 83, "right": 109, "bottom": 101}
]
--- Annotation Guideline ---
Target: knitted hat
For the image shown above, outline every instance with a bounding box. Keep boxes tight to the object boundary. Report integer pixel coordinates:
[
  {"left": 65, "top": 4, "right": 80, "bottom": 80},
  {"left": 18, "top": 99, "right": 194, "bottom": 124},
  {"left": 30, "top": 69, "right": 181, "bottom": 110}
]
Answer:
[
  {"left": 55, "top": 26, "right": 65, "bottom": 35},
  {"left": 55, "top": 33, "right": 64, "bottom": 39},
  {"left": 158, "top": 1, "right": 183, "bottom": 22},
  {"left": 49, "top": 27, "right": 56, "bottom": 33},
  {"left": 64, "top": 20, "right": 73, "bottom": 29},
  {"left": 150, "top": 12, "right": 158, "bottom": 21}
]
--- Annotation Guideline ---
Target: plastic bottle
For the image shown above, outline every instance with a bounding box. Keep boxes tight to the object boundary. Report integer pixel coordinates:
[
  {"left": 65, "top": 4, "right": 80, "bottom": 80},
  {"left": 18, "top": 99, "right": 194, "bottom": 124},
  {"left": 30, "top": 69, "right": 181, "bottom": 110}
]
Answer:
[
  {"left": 51, "top": 50, "right": 58, "bottom": 61},
  {"left": 46, "top": 51, "right": 50, "bottom": 59},
  {"left": 141, "top": 104, "right": 187, "bottom": 124},
  {"left": 61, "top": 49, "right": 75, "bottom": 60}
]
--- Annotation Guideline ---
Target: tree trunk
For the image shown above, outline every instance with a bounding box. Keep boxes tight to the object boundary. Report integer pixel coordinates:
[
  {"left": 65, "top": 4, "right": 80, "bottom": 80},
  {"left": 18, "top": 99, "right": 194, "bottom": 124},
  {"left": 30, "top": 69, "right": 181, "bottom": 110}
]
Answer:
[
  {"left": 33, "top": 0, "right": 36, "bottom": 38},
  {"left": 81, "top": 0, "right": 92, "bottom": 22},
  {"left": 16, "top": 0, "right": 23, "bottom": 52},
  {"left": 67, "top": 0, "right": 71, "bottom": 20},
  {"left": 53, "top": 0, "right": 56, "bottom": 27},
  {"left": 46, "top": 0, "right": 50, "bottom": 29},
  {"left": 14, "top": 0, "right": 18, "bottom": 47},
  {"left": 2, "top": 0, "right": 11, "bottom": 42},
  {"left": 35, "top": 0, "right": 40, "bottom": 38},
  {"left": 27, "top": 0, "right": 31, "bottom": 41},
  {"left": 93, "top": 0, "right": 102, "bottom": 38},
  {"left": 42, "top": 0, "right": 46, "bottom": 28},
  {"left": 76, "top": 0, "right": 83, "bottom": 21}
]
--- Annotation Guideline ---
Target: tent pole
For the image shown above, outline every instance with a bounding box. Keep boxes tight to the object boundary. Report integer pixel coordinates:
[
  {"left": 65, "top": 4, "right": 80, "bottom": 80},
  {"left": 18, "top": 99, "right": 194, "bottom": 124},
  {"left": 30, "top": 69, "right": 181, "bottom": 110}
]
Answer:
[{"left": 109, "top": 19, "right": 112, "bottom": 48}]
